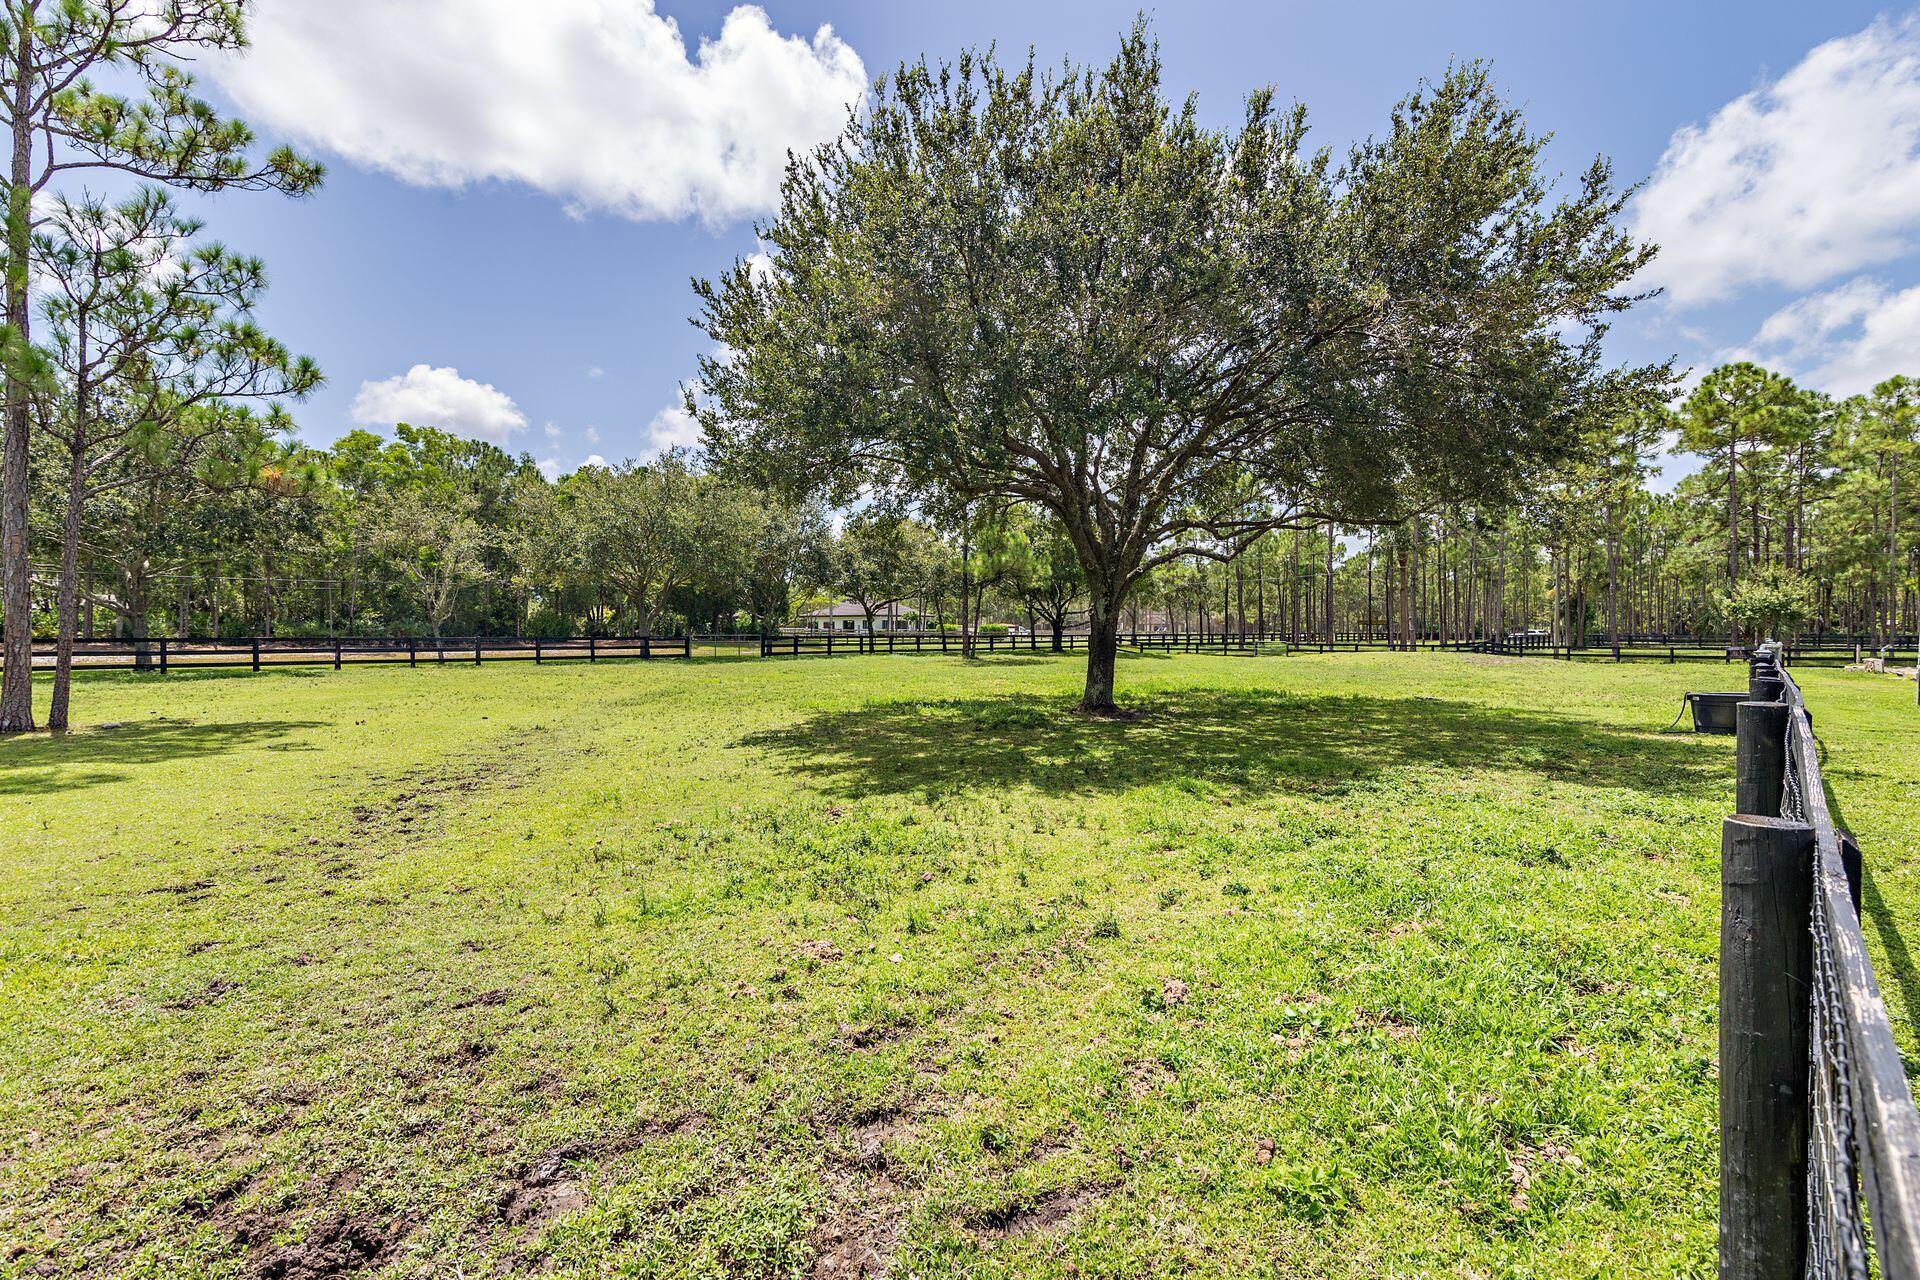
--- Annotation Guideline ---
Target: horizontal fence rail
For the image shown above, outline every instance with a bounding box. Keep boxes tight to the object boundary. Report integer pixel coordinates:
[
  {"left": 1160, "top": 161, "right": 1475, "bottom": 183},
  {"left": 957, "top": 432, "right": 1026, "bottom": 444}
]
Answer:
[
  {"left": 1481, "top": 636, "right": 1906, "bottom": 667},
  {"left": 759, "top": 630, "right": 1270, "bottom": 658},
  {"left": 6, "top": 627, "right": 1912, "bottom": 675},
  {"left": 1723, "top": 644, "right": 1920, "bottom": 1279},
  {"left": 1, "top": 630, "right": 1287, "bottom": 673}
]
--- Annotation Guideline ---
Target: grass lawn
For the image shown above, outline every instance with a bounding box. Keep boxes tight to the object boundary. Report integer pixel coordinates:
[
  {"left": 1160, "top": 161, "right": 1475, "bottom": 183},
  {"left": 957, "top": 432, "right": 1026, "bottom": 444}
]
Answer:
[{"left": 2, "top": 648, "right": 1911, "bottom": 1278}]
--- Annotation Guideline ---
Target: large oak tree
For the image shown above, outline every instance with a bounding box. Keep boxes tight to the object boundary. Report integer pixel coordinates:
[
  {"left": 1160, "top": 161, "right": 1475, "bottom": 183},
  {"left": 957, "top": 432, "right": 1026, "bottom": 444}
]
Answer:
[{"left": 692, "top": 25, "right": 1663, "bottom": 711}]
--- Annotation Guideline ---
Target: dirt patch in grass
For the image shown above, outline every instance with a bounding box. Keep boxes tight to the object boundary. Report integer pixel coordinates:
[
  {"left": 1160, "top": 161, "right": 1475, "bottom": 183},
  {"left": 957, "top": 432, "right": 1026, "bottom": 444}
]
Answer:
[
  {"left": 188, "top": 1167, "right": 414, "bottom": 1280},
  {"left": 833, "top": 1016, "right": 916, "bottom": 1052},
  {"left": 967, "top": 1184, "right": 1111, "bottom": 1240},
  {"left": 244, "top": 1211, "right": 412, "bottom": 1280},
  {"left": 165, "top": 977, "right": 240, "bottom": 1009},
  {"left": 451, "top": 988, "right": 512, "bottom": 1010},
  {"left": 496, "top": 1151, "right": 591, "bottom": 1227},
  {"left": 809, "top": 1109, "right": 917, "bottom": 1279},
  {"left": 493, "top": 1115, "right": 710, "bottom": 1230}
]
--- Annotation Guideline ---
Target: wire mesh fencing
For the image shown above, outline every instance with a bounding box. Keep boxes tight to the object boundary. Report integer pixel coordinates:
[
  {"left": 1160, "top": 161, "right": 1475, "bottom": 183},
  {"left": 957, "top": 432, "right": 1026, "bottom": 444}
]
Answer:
[{"left": 1728, "top": 645, "right": 1920, "bottom": 1280}]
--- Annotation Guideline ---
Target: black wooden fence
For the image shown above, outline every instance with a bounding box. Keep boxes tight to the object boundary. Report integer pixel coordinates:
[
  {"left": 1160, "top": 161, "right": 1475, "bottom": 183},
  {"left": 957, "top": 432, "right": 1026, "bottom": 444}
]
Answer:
[
  {"left": 1721, "top": 643, "right": 1920, "bottom": 1278},
  {"left": 6, "top": 627, "right": 1907, "bottom": 676},
  {"left": 2, "top": 629, "right": 1279, "bottom": 673},
  {"left": 758, "top": 630, "right": 1265, "bottom": 657},
  {"left": 6, "top": 633, "right": 694, "bottom": 673},
  {"left": 1480, "top": 635, "right": 1903, "bottom": 667}
]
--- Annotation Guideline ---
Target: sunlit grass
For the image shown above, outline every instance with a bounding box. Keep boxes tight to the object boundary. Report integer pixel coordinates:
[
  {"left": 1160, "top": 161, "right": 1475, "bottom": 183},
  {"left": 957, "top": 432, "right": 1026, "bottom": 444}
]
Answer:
[{"left": 0, "top": 650, "right": 1794, "bottom": 1277}]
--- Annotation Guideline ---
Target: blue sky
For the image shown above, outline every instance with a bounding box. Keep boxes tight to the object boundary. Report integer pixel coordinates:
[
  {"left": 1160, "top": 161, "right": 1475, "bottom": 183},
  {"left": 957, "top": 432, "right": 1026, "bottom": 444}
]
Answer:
[{"left": 152, "top": 1, "right": 1920, "bottom": 486}]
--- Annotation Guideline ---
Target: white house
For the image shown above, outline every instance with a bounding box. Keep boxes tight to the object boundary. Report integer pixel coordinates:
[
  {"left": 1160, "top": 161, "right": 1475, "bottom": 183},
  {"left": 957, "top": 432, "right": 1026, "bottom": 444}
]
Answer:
[{"left": 797, "top": 601, "right": 923, "bottom": 632}]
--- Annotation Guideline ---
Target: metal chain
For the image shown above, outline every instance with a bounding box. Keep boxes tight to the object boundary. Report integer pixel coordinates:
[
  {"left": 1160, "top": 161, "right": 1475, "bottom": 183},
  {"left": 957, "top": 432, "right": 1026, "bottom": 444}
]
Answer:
[{"left": 1771, "top": 660, "right": 1870, "bottom": 1280}]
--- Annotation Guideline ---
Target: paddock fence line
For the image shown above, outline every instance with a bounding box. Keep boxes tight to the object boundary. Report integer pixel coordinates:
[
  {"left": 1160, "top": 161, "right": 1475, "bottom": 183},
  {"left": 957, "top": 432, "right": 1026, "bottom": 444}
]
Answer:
[
  {"left": 758, "top": 630, "right": 1271, "bottom": 658},
  {"left": 1480, "top": 635, "right": 1908, "bottom": 667},
  {"left": 0, "top": 629, "right": 1280, "bottom": 673},
  {"left": 1721, "top": 643, "right": 1920, "bottom": 1279},
  {"left": 7, "top": 627, "right": 1909, "bottom": 675},
  {"left": 1, "top": 633, "right": 696, "bottom": 673}
]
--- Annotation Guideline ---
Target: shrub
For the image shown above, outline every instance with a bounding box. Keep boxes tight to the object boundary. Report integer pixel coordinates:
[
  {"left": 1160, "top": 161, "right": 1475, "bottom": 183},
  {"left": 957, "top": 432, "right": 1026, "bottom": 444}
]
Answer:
[
  {"left": 524, "top": 608, "right": 575, "bottom": 640},
  {"left": 1723, "top": 566, "right": 1816, "bottom": 642}
]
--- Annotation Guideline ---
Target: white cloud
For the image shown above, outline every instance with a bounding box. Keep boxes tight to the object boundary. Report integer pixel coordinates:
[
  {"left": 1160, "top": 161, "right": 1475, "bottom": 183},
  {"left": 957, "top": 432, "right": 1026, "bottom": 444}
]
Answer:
[
  {"left": 1752, "top": 277, "right": 1887, "bottom": 352},
  {"left": 213, "top": 0, "right": 866, "bottom": 225},
  {"left": 542, "top": 421, "right": 563, "bottom": 443},
  {"left": 536, "top": 456, "right": 562, "bottom": 480},
  {"left": 1632, "top": 17, "right": 1920, "bottom": 307},
  {"left": 583, "top": 454, "right": 609, "bottom": 469},
  {"left": 1739, "top": 276, "right": 1920, "bottom": 395},
  {"left": 584, "top": 425, "right": 602, "bottom": 444},
  {"left": 350, "top": 364, "right": 528, "bottom": 443},
  {"left": 644, "top": 403, "right": 704, "bottom": 456},
  {"left": 585, "top": 366, "right": 605, "bottom": 380}
]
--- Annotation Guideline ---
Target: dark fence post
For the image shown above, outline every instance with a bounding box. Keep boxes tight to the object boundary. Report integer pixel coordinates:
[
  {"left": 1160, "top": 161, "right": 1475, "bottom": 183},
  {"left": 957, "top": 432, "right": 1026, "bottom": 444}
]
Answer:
[
  {"left": 158, "top": 638, "right": 169, "bottom": 674},
  {"left": 534, "top": 638, "right": 542, "bottom": 664},
  {"left": 1736, "top": 701, "right": 1789, "bottom": 818},
  {"left": 474, "top": 639, "right": 482, "bottom": 665},
  {"left": 1720, "top": 813, "right": 1814, "bottom": 1280},
  {"left": 589, "top": 634, "right": 597, "bottom": 662},
  {"left": 250, "top": 639, "right": 260, "bottom": 672},
  {"left": 408, "top": 638, "right": 416, "bottom": 667},
  {"left": 333, "top": 639, "right": 342, "bottom": 671}
]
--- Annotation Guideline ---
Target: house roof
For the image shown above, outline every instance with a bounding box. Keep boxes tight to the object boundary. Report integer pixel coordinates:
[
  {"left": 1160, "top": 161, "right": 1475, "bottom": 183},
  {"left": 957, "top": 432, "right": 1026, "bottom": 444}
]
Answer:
[{"left": 801, "top": 600, "right": 919, "bottom": 618}]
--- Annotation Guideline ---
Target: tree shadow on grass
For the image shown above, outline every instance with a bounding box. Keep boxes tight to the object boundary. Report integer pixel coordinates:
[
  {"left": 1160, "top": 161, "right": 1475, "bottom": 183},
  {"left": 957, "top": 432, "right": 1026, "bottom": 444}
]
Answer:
[
  {"left": 45, "top": 666, "right": 334, "bottom": 688},
  {"left": 1858, "top": 871, "right": 1920, "bottom": 1063},
  {"left": 739, "top": 686, "right": 1725, "bottom": 802},
  {"left": 0, "top": 717, "right": 324, "bottom": 797}
]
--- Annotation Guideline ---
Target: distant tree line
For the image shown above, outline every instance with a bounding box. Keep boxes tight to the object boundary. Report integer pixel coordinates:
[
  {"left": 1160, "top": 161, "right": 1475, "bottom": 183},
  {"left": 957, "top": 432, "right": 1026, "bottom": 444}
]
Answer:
[{"left": 7, "top": 16, "right": 1902, "bottom": 729}]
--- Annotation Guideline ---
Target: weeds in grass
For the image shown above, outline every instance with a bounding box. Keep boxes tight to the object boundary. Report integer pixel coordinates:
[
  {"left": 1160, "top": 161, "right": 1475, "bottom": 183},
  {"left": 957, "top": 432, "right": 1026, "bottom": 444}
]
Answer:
[{"left": 0, "top": 652, "right": 1757, "bottom": 1276}]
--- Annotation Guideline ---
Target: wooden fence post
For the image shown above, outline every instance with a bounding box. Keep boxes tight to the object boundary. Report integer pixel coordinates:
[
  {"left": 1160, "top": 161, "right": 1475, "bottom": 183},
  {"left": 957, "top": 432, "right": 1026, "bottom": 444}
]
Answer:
[
  {"left": 474, "top": 639, "right": 482, "bottom": 665},
  {"left": 534, "top": 638, "right": 542, "bottom": 664},
  {"left": 333, "top": 639, "right": 342, "bottom": 671},
  {"left": 408, "top": 638, "right": 416, "bottom": 667},
  {"left": 250, "top": 639, "right": 260, "bottom": 672},
  {"left": 158, "top": 638, "right": 169, "bottom": 674},
  {"left": 1719, "top": 813, "right": 1814, "bottom": 1280},
  {"left": 1736, "top": 701, "right": 1789, "bottom": 818},
  {"left": 589, "top": 635, "right": 597, "bottom": 662}
]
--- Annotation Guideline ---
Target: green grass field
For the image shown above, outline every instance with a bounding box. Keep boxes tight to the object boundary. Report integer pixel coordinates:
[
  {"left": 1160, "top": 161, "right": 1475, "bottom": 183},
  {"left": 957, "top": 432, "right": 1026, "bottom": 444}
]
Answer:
[{"left": 3, "top": 650, "right": 1918, "bottom": 1279}]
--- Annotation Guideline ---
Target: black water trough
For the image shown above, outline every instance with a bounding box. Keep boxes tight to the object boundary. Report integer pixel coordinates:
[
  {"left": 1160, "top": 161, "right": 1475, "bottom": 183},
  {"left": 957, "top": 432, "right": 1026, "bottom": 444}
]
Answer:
[{"left": 1685, "top": 691, "right": 1746, "bottom": 734}]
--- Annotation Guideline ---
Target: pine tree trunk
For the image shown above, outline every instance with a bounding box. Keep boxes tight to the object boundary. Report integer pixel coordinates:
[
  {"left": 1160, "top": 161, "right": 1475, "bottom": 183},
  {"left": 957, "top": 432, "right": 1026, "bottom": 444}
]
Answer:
[
  {"left": 0, "top": 27, "right": 38, "bottom": 732},
  {"left": 49, "top": 429, "right": 86, "bottom": 732}
]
